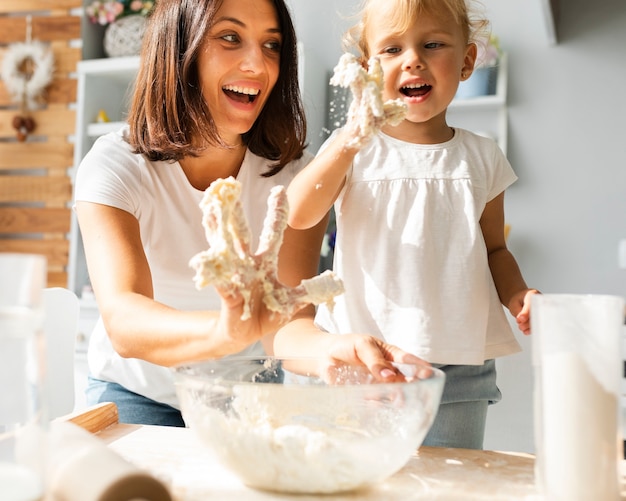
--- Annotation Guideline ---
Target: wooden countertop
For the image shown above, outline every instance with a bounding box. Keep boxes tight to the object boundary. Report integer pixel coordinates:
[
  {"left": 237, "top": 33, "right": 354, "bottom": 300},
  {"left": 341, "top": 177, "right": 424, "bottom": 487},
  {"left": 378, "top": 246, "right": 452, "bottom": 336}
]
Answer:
[
  {"left": 97, "top": 423, "right": 541, "bottom": 500},
  {"left": 61, "top": 403, "right": 626, "bottom": 500}
]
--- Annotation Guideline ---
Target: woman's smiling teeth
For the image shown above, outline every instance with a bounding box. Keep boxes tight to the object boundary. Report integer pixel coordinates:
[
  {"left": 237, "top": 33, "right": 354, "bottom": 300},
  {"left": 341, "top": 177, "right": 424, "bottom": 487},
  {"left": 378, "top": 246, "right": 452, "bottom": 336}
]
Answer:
[
  {"left": 223, "top": 84, "right": 260, "bottom": 103},
  {"left": 401, "top": 83, "right": 431, "bottom": 97}
]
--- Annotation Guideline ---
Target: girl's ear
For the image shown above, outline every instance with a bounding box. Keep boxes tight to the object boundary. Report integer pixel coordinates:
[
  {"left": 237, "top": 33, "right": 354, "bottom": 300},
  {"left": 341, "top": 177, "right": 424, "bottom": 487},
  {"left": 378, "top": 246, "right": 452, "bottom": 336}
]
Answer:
[{"left": 460, "top": 42, "right": 478, "bottom": 81}]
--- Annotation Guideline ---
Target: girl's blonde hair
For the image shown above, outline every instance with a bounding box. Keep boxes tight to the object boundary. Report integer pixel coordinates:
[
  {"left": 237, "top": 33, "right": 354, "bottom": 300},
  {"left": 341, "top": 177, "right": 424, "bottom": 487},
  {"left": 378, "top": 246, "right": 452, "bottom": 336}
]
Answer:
[{"left": 344, "top": 0, "right": 490, "bottom": 60}]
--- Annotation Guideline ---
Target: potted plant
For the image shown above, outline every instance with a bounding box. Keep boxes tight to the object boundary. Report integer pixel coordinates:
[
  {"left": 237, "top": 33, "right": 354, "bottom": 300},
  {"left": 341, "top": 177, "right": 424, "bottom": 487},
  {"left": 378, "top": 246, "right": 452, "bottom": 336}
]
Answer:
[
  {"left": 85, "top": 0, "right": 156, "bottom": 58},
  {"left": 456, "top": 35, "right": 502, "bottom": 99}
]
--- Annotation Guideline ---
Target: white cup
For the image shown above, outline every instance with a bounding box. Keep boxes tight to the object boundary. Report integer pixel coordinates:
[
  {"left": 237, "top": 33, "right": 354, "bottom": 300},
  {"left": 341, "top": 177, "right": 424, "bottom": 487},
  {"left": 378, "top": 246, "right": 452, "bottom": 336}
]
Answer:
[
  {"left": 0, "top": 253, "right": 47, "bottom": 501},
  {"left": 532, "top": 293, "right": 624, "bottom": 501}
]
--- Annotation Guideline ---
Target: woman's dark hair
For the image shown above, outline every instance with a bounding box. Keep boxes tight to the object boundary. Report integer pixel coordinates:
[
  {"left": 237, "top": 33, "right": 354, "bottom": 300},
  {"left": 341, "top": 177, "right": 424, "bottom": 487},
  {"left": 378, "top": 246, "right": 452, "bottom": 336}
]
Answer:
[{"left": 127, "top": 0, "right": 307, "bottom": 175}]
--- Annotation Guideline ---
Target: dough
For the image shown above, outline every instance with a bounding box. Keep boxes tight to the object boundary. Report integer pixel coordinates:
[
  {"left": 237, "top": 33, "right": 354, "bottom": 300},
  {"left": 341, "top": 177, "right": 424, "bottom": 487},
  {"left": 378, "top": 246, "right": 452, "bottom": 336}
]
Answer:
[
  {"left": 330, "top": 53, "right": 407, "bottom": 148},
  {"left": 189, "top": 177, "right": 344, "bottom": 320}
]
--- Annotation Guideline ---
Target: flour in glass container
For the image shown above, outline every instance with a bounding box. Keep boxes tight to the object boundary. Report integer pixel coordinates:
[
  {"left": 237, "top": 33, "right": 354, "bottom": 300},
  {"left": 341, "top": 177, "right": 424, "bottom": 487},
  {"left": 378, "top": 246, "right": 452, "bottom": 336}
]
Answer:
[{"left": 538, "top": 351, "right": 620, "bottom": 500}]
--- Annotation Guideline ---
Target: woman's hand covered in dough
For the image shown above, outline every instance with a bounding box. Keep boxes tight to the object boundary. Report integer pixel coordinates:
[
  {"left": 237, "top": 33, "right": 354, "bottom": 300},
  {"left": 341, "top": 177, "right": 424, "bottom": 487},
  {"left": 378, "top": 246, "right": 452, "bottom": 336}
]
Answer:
[{"left": 322, "top": 333, "right": 430, "bottom": 382}]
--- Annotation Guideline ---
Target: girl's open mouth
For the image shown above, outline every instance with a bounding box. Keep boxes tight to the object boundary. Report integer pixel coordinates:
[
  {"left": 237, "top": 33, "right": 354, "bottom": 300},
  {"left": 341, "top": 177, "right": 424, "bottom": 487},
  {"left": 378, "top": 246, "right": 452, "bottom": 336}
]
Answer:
[{"left": 400, "top": 83, "right": 431, "bottom": 98}]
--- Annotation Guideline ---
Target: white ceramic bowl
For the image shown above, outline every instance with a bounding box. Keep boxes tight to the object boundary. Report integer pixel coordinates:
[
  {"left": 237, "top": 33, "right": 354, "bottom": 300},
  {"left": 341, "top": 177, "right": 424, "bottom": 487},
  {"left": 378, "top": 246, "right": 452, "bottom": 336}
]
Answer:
[{"left": 173, "top": 356, "right": 444, "bottom": 494}]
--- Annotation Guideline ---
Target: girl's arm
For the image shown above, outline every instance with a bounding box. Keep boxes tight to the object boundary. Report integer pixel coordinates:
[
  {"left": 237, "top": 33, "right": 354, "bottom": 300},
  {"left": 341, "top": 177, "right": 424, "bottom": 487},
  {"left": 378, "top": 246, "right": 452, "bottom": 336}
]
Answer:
[
  {"left": 76, "top": 201, "right": 299, "bottom": 366},
  {"left": 288, "top": 54, "right": 406, "bottom": 231},
  {"left": 287, "top": 128, "right": 360, "bottom": 230},
  {"left": 480, "top": 192, "right": 539, "bottom": 335}
]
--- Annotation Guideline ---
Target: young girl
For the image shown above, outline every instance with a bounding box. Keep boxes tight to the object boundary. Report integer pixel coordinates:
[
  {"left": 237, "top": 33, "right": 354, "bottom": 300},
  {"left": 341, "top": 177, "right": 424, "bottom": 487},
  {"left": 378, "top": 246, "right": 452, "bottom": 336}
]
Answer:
[
  {"left": 287, "top": 0, "right": 539, "bottom": 449},
  {"left": 74, "top": 0, "right": 419, "bottom": 427}
]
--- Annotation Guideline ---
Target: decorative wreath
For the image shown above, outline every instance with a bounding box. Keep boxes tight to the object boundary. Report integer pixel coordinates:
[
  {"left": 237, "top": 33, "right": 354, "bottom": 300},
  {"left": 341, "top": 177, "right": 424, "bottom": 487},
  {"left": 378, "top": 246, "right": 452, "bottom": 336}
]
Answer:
[{"left": 1, "top": 41, "right": 54, "bottom": 109}]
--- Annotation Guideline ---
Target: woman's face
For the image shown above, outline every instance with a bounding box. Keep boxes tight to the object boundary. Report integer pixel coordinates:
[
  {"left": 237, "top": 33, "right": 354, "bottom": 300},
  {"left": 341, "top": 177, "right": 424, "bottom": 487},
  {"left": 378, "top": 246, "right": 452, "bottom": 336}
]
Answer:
[{"left": 198, "top": 0, "right": 282, "bottom": 145}]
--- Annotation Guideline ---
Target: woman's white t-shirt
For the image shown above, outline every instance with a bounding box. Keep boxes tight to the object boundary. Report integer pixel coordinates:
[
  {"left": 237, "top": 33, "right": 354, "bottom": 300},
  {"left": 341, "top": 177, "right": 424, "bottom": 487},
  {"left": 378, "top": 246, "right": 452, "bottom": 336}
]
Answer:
[
  {"left": 74, "top": 127, "right": 312, "bottom": 407},
  {"left": 316, "top": 128, "right": 521, "bottom": 365}
]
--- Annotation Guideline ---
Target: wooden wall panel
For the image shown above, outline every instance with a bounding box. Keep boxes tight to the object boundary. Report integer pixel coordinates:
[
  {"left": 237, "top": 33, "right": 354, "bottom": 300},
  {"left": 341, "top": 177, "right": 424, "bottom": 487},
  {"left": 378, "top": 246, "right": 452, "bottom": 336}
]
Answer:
[
  {"left": 0, "top": 108, "right": 76, "bottom": 137},
  {"left": 0, "top": 238, "right": 69, "bottom": 267},
  {"left": 0, "top": 16, "right": 81, "bottom": 44},
  {"left": 0, "top": 207, "right": 71, "bottom": 233},
  {"left": 0, "top": 176, "right": 72, "bottom": 204},
  {"left": 0, "top": 143, "right": 73, "bottom": 170},
  {"left": 0, "top": 2, "right": 81, "bottom": 288},
  {"left": 1, "top": 0, "right": 81, "bottom": 12}
]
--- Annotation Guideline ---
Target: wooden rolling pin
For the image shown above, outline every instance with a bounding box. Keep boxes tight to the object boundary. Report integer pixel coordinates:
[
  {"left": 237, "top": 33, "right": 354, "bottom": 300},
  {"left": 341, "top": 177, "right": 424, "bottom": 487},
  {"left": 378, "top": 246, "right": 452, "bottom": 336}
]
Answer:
[{"left": 47, "top": 420, "right": 172, "bottom": 501}]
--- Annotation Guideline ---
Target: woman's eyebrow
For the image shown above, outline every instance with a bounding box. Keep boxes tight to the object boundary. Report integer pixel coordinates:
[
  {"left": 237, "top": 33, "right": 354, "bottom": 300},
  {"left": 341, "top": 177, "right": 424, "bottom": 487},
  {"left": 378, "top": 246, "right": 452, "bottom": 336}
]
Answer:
[
  {"left": 213, "top": 15, "right": 281, "bottom": 34},
  {"left": 214, "top": 15, "right": 244, "bottom": 27}
]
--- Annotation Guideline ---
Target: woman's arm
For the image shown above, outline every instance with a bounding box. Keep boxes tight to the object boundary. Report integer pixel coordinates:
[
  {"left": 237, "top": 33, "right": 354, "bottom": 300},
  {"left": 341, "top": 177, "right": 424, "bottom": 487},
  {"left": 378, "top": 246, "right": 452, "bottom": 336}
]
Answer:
[
  {"left": 480, "top": 192, "right": 539, "bottom": 335},
  {"left": 286, "top": 128, "right": 359, "bottom": 230},
  {"left": 274, "top": 313, "right": 425, "bottom": 381},
  {"left": 76, "top": 201, "right": 285, "bottom": 366}
]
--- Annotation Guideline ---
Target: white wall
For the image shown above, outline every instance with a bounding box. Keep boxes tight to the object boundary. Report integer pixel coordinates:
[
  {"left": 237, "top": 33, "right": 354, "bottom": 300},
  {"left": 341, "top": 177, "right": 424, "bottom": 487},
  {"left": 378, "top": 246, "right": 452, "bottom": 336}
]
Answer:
[
  {"left": 287, "top": 0, "right": 626, "bottom": 453},
  {"left": 483, "top": 0, "right": 626, "bottom": 453}
]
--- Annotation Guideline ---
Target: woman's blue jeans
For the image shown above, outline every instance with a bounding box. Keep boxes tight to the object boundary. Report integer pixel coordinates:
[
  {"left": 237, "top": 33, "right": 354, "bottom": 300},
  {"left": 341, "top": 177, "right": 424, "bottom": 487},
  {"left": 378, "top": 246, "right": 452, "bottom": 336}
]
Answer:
[{"left": 86, "top": 376, "right": 185, "bottom": 427}]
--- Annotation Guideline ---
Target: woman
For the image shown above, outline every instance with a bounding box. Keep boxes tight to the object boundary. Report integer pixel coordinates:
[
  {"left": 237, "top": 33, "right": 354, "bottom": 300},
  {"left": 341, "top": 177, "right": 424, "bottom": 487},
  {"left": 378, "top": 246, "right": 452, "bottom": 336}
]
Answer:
[{"left": 75, "top": 0, "right": 419, "bottom": 426}]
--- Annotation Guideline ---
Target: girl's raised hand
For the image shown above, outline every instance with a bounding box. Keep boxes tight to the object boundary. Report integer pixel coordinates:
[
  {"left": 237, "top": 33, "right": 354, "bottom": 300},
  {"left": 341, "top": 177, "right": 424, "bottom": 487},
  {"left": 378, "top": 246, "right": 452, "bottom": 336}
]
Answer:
[{"left": 330, "top": 53, "right": 407, "bottom": 149}]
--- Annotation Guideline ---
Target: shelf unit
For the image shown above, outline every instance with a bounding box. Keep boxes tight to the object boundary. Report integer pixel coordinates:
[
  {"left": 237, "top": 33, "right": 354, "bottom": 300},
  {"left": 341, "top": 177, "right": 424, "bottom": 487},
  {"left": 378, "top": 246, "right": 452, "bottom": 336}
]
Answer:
[
  {"left": 71, "top": 56, "right": 140, "bottom": 171},
  {"left": 68, "top": 55, "right": 139, "bottom": 296},
  {"left": 447, "top": 53, "right": 508, "bottom": 154},
  {"left": 67, "top": 56, "right": 140, "bottom": 350}
]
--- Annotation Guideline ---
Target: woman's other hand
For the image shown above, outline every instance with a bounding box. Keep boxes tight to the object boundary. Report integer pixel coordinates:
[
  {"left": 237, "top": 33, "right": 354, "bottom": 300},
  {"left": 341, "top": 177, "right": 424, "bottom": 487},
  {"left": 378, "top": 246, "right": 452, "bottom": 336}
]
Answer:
[{"left": 324, "top": 333, "right": 429, "bottom": 382}]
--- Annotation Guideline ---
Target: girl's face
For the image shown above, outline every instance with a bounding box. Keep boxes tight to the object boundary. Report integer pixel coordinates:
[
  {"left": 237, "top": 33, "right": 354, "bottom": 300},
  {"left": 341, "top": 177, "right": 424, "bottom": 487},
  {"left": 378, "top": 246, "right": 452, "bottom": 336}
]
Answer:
[
  {"left": 198, "top": 0, "right": 282, "bottom": 145},
  {"left": 367, "top": 6, "right": 476, "bottom": 138}
]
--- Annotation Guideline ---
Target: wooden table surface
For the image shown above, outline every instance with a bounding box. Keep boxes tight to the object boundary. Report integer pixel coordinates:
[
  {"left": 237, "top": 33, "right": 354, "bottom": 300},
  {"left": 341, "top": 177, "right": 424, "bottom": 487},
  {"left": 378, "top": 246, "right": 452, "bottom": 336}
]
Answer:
[
  {"left": 96, "top": 422, "right": 541, "bottom": 500},
  {"left": 62, "top": 403, "right": 626, "bottom": 500}
]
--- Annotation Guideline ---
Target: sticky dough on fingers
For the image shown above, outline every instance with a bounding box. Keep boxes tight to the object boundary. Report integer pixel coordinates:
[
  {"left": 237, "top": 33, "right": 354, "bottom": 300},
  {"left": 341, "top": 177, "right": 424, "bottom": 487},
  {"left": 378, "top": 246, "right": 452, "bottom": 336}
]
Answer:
[
  {"left": 330, "top": 53, "right": 407, "bottom": 148},
  {"left": 189, "top": 177, "right": 344, "bottom": 320}
]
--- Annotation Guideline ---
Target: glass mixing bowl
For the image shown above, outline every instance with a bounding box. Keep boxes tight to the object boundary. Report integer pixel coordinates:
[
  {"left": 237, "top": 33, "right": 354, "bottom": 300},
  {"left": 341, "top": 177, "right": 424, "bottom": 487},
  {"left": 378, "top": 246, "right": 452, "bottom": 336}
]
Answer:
[{"left": 173, "top": 356, "right": 444, "bottom": 494}]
